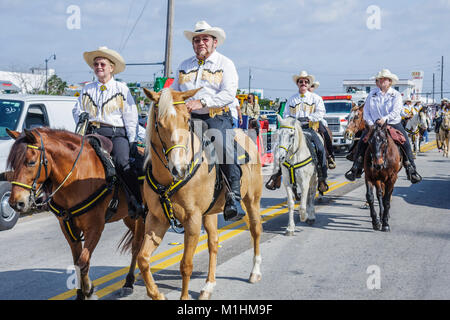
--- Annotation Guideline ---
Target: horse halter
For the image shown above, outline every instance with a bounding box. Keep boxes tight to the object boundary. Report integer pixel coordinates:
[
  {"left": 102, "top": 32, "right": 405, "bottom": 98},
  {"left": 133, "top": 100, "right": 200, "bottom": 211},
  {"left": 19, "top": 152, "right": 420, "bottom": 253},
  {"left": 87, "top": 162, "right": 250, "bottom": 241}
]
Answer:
[
  {"left": 11, "top": 130, "right": 87, "bottom": 209},
  {"left": 11, "top": 131, "right": 49, "bottom": 208},
  {"left": 369, "top": 127, "right": 388, "bottom": 169},
  {"left": 278, "top": 125, "right": 299, "bottom": 161},
  {"left": 151, "top": 100, "right": 194, "bottom": 172}
]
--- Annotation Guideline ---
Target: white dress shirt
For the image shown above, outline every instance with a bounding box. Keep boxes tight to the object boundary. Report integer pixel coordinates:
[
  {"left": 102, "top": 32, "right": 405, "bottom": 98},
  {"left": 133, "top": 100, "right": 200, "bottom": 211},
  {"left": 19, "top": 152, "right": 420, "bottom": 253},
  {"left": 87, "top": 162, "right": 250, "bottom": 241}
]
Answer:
[
  {"left": 172, "top": 50, "right": 238, "bottom": 115},
  {"left": 283, "top": 91, "right": 325, "bottom": 122},
  {"left": 72, "top": 78, "right": 138, "bottom": 142},
  {"left": 363, "top": 87, "right": 402, "bottom": 126}
]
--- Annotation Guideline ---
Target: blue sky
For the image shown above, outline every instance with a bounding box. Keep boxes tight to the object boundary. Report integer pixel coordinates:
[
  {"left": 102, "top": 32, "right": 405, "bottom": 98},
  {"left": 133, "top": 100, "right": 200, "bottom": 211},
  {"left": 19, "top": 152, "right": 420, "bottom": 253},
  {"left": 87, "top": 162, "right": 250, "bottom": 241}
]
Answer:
[{"left": 1, "top": 0, "right": 449, "bottom": 99}]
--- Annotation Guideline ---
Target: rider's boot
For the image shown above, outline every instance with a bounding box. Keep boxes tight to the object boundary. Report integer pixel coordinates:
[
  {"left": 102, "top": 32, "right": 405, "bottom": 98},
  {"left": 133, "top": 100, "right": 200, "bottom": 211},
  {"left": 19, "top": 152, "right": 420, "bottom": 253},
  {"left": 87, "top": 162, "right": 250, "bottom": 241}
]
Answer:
[
  {"left": 403, "top": 159, "right": 422, "bottom": 184},
  {"left": 265, "top": 168, "right": 282, "bottom": 190},
  {"left": 345, "top": 155, "right": 364, "bottom": 181},
  {"left": 327, "top": 154, "right": 336, "bottom": 170},
  {"left": 317, "top": 165, "right": 329, "bottom": 194},
  {"left": 121, "top": 169, "right": 145, "bottom": 219},
  {"left": 223, "top": 165, "right": 246, "bottom": 221}
]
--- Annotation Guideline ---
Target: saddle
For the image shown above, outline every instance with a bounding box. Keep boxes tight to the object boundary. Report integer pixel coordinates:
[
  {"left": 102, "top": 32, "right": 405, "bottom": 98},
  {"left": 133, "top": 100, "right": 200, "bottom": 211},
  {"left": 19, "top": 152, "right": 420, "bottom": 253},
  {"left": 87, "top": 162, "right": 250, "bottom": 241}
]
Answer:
[{"left": 362, "top": 126, "right": 406, "bottom": 145}]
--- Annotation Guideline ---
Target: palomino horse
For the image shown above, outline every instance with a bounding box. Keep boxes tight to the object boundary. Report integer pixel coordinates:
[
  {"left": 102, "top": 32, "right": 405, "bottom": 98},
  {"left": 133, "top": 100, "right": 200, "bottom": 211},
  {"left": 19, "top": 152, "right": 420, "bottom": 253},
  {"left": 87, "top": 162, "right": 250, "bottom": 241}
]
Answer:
[
  {"left": 405, "top": 110, "right": 428, "bottom": 157},
  {"left": 438, "top": 113, "right": 450, "bottom": 157},
  {"left": 364, "top": 122, "right": 402, "bottom": 232},
  {"left": 6, "top": 128, "right": 145, "bottom": 299},
  {"left": 137, "top": 88, "right": 263, "bottom": 300},
  {"left": 275, "top": 116, "right": 317, "bottom": 236}
]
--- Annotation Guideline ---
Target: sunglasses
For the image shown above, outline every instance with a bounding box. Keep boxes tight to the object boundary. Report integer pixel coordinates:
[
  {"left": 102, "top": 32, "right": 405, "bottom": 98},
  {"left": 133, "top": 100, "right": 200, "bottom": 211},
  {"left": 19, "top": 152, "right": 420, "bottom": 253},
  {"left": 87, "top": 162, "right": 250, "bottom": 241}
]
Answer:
[
  {"left": 93, "top": 62, "right": 109, "bottom": 68},
  {"left": 193, "top": 36, "right": 214, "bottom": 44},
  {"left": 297, "top": 80, "right": 310, "bottom": 84}
]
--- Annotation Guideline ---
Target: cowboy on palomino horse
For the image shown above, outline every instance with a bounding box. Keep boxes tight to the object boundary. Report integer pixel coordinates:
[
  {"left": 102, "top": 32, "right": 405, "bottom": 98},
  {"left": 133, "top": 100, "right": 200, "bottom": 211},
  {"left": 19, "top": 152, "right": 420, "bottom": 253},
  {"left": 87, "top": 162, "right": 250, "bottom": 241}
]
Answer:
[
  {"left": 171, "top": 21, "right": 245, "bottom": 221},
  {"left": 72, "top": 46, "right": 144, "bottom": 218},
  {"left": 266, "top": 70, "right": 332, "bottom": 194},
  {"left": 345, "top": 69, "right": 422, "bottom": 184}
]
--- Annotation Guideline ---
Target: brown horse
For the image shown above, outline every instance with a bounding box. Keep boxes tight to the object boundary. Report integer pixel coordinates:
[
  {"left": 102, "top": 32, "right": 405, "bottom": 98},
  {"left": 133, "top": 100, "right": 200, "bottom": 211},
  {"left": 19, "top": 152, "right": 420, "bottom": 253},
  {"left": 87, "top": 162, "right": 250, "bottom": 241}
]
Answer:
[
  {"left": 438, "top": 113, "right": 450, "bottom": 157},
  {"left": 6, "top": 127, "right": 145, "bottom": 299},
  {"left": 137, "top": 88, "right": 263, "bottom": 300},
  {"left": 345, "top": 104, "right": 365, "bottom": 141},
  {"left": 364, "top": 122, "right": 402, "bottom": 232}
]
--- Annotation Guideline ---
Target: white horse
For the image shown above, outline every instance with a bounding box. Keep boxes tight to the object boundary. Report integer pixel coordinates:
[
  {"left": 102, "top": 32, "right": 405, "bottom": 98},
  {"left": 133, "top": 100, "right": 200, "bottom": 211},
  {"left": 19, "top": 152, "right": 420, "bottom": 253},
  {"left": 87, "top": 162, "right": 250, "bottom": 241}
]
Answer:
[
  {"left": 275, "top": 115, "right": 318, "bottom": 236},
  {"left": 405, "top": 110, "right": 428, "bottom": 156}
]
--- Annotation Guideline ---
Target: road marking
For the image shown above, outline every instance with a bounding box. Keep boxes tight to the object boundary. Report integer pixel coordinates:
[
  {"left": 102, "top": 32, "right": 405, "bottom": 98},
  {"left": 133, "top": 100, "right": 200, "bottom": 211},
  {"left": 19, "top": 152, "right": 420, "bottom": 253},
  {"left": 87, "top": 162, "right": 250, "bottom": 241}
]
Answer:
[
  {"left": 49, "top": 181, "right": 348, "bottom": 300},
  {"left": 50, "top": 139, "right": 437, "bottom": 300}
]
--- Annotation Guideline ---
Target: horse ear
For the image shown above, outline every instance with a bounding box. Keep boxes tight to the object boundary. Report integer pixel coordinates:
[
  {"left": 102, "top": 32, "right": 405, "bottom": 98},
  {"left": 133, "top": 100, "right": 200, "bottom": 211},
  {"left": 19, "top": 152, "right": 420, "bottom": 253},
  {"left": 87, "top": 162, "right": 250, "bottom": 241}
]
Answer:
[
  {"left": 23, "top": 129, "right": 37, "bottom": 144},
  {"left": 181, "top": 88, "right": 203, "bottom": 101},
  {"left": 143, "top": 88, "right": 161, "bottom": 102},
  {"left": 6, "top": 128, "right": 21, "bottom": 140}
]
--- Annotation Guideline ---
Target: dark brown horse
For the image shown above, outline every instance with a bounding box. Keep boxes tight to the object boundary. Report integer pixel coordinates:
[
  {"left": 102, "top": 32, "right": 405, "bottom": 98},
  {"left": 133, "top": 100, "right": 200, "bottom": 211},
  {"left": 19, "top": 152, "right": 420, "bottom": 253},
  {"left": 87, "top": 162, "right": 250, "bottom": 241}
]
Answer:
[
  {"left": 6, "top": 127, "right": 145, "bottom": 299},
  {"left": 364, "top": 122, "right": 402, "bottom": 232}
]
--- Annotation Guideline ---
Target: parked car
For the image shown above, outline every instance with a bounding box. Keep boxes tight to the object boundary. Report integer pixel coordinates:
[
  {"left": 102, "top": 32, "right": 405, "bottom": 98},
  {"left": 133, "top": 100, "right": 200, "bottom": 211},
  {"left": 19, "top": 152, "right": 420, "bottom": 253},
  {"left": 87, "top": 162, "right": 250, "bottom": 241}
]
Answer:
[{"left": 0, "top": 94, "right": 77, "bottom": 230}]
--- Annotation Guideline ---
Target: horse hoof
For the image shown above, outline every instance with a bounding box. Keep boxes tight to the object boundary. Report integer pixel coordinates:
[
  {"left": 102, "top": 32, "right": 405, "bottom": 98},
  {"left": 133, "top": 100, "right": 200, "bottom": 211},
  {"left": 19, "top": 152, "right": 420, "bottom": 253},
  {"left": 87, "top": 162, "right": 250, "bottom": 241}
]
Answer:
[
  {"left": 306, "top": 218, "right": 315, "bottom": 225},
  {"left": 285, "top": 230, "right": 295, "bottom": 236},
  {"left": 199, "top": 290, "right": 212, "bottom": 300},
  {"left": 249, "top": 273, "right": 262, "bottom": 284},
  {"left": 381, "top": 225, "right": 390, "bottom": 232},
  {"left": 372, "top": 222, "right": 381, "bottom": 231},
  {"left": 120, "top": 286, "right": 133, "bottom": 297}
]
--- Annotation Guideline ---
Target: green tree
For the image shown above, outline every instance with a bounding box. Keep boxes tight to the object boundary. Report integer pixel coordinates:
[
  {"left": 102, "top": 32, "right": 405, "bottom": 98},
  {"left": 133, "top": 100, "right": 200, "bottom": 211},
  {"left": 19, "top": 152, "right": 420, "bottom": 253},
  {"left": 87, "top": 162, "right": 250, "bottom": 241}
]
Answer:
[{"left": 46, "top": 74, "right": 67, "bottom": 95}]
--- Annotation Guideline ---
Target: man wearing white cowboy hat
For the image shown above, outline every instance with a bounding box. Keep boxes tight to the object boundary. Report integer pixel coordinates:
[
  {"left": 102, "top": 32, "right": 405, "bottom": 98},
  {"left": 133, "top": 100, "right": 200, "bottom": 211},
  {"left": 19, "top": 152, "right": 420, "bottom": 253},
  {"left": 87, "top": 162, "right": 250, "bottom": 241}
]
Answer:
[
  {"left": 309, "top": 81, "right": 320, "bottom": 93},
  {"left": 401, "top": 97, "right": 414, "bottom": 127},
  {"left": 172, "top": 20, "right": 245, "bottom": 221},
  {"left": 345, "top": 69, "right": 422, "bottom": 184},
  {"left": 266, "top": 71, "right": 332, "bottom": 193},
  {"left": 72, "top": 46, "right": 144, "bottom": 218}
]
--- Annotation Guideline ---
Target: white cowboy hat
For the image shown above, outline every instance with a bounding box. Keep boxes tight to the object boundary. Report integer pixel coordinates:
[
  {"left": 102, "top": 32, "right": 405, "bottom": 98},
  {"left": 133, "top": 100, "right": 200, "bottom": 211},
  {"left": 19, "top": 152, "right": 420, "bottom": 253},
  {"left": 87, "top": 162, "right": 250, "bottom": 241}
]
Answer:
[
  {"left": 184, "top": 21, "right": 226, "bottom": 46},
  {"left": 404, "top": 98, "right": 412, "bottom": 103},
  {"left": 311, "top": 81, "right": 320, "bottom": 89},
  {"left": 83, "top": 46, "right": 126, "bottom": 75},
  {"left": 375, "top": 68, "right": 399, "bottom": 85},
  {"left": 292, "top": 71, "right": 315, "bottom": 85}
]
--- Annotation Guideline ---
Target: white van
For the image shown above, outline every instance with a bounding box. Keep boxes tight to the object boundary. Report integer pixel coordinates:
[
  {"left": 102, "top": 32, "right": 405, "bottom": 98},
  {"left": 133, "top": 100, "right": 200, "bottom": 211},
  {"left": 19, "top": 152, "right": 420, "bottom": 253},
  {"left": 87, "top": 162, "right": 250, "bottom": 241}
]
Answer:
[{"left": 0, "top": 94, "right": 77, "bottom": 230}]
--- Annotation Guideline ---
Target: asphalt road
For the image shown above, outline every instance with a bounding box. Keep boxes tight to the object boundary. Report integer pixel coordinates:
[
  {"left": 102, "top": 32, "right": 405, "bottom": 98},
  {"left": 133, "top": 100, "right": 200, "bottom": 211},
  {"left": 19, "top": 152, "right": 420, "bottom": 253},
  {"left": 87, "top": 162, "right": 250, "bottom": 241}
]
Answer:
[{"left": 0, "top": 136, "right": 448, "bottom": 301}]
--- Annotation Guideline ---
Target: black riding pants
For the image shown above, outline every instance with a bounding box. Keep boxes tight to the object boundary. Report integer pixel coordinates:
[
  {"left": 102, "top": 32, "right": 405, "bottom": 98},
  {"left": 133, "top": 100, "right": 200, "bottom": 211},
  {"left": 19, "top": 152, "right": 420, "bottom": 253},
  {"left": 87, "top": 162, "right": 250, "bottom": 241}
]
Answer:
[
  {"left": 318, "top": 122, "right": 334, "bottom": 158},
  {"left": 92, "top": 126, "right": 142, "bottom": 201},
  {"left": 192, "top": 112, "right": 241, "bottom": 196},
  {"left": 303, "top": 128, "right": 328, "bottom": 180}
]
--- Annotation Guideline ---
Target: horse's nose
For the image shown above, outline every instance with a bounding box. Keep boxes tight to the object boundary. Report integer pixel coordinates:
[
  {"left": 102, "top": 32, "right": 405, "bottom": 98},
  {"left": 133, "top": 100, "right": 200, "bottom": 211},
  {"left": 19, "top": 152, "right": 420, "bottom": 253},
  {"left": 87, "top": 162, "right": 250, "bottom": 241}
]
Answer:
[{"left": 10, "top": 200, "right": 26, "bottom": 212}]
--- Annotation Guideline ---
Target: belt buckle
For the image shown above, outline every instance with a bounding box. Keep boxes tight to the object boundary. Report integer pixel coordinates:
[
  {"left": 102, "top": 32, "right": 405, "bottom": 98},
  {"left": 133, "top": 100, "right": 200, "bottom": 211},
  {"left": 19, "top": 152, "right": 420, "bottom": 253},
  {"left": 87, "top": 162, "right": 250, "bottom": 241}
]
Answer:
[{"left": 91, "top": 122, "right": 100, "bottom": 128}]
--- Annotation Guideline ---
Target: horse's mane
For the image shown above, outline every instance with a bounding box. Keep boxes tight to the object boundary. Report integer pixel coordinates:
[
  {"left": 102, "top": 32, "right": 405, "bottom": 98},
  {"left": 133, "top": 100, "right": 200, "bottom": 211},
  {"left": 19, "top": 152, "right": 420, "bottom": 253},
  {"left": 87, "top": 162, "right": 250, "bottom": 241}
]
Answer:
[
  {"left": 6, "top": 127, "right": 81, "bottom": 171},
  {"left": 158, "top": 88, "right": 176, "bottom": 120}
]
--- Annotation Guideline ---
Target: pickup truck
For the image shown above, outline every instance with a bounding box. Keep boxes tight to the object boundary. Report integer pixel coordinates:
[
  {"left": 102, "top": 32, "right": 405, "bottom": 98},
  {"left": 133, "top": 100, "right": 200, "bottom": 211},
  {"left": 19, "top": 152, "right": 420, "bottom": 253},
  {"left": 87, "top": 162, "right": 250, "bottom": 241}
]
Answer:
[
  {"left": 322, "top": 95, "right": 354, "bottom": 153},
  {"left": 0, "top": 94, "right": 77, "bottom": 230}
]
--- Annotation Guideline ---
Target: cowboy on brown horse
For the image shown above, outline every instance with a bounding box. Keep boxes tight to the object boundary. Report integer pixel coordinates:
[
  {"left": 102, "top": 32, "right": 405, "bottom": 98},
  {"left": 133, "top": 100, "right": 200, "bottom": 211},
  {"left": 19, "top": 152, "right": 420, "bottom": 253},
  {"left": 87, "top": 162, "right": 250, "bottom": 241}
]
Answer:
[
  {"left": 345, "top": 69, "right": 422, "bottom": 184},
  {"left": 72, "top": 46, "right": 144, "bottom": 218}
]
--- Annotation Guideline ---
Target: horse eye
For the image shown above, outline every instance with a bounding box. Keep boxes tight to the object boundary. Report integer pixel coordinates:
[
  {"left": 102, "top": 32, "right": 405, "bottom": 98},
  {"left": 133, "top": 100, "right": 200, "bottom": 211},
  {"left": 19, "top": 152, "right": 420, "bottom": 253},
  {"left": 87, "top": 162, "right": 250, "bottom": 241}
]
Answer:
[{"left": 27, "top": 161, "right": 36, "bottom": 167}]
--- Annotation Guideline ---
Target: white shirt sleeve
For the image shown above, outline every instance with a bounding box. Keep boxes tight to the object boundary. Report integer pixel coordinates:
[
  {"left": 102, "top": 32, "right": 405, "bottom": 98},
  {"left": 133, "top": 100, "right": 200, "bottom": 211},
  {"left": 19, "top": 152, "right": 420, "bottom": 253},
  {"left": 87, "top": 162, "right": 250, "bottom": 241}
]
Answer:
[
  {"left": 72, "top": 95, "right": 83, "bottom": 124},
  {"left": 122, "top": 88, "right": 138, "bottom": 143},
  {"left": 308, "top": 95, "right": 325, "bottom": 122},
  {"left": 363, "top": 94, "right": 375, "bottom": 126}
]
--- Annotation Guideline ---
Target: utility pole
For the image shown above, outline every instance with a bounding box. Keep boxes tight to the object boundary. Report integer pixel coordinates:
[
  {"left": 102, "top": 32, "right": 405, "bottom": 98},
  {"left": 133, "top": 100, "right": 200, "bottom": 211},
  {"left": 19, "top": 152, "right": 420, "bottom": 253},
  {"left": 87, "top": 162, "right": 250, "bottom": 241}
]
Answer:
[
  {"left": 432, "top": 73, "right": 435, "bottom": 103},
  {"left": 164, "top": 0, "right": 174, "bottom": 78},
  {"left": 45, "top": 53, "right": 56, "bottom": 94},
  {"left": 441, "top": 56, "right": 444, "bottom": 100},
  {"left": 248, "top": 67, "right": 252, "bottom": 94}
]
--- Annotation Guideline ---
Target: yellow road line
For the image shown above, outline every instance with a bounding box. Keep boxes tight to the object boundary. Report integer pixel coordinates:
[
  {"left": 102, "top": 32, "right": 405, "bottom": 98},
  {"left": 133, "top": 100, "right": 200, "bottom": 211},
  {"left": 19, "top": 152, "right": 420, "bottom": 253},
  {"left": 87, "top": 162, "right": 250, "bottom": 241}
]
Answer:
[{"left": 85, "top": 181, "right": 351, "bottom": 300}]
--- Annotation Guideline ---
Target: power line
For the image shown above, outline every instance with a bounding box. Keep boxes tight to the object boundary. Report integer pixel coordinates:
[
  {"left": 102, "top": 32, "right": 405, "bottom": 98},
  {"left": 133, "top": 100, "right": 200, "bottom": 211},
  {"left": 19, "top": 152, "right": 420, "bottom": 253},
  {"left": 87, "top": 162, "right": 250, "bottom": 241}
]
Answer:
[{"left": 119, "top": 0, "right": 150, "bottom": 53}]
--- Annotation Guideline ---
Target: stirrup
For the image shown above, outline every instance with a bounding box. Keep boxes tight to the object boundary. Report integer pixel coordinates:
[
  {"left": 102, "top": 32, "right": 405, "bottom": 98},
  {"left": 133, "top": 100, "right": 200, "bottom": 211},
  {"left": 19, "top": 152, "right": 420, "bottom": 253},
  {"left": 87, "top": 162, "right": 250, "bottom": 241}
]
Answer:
[
  {"left": 318, "top": 180, "right": 329, "bottom": 193},
  {"left": 327, "top": 156, "right": 336, "bottom": 169}
]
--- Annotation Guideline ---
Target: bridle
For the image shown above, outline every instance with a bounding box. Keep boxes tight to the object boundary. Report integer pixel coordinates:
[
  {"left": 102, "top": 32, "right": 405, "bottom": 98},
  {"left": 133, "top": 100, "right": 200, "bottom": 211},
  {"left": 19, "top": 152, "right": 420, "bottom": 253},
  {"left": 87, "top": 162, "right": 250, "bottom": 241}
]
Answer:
[
  {"left": 11, "top": 130, "right": 86, "bottom": 209},
  {"left": 277, "top": 125, "right": 297, "bottom": 161},
  {"left": 368, "top": 127, "right": 388, "bottom": 169},
  {"left": 150, "top": 101, "right": 196, "bottom": 174}
]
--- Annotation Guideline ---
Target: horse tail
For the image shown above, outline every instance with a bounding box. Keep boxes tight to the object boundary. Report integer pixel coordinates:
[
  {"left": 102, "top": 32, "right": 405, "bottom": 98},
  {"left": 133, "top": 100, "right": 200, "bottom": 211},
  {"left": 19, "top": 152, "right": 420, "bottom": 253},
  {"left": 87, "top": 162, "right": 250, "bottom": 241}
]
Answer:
[{"left": 117, "top": 229, "right": 134, "bottom": 254}]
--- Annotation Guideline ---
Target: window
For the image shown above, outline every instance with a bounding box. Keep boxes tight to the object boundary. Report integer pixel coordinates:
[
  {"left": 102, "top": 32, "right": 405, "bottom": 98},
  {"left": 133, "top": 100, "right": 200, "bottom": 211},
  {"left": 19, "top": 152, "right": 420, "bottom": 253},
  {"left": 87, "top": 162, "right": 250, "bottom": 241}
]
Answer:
[{"left": 23, "top": 104, "right": 49, "bottom": 129}]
